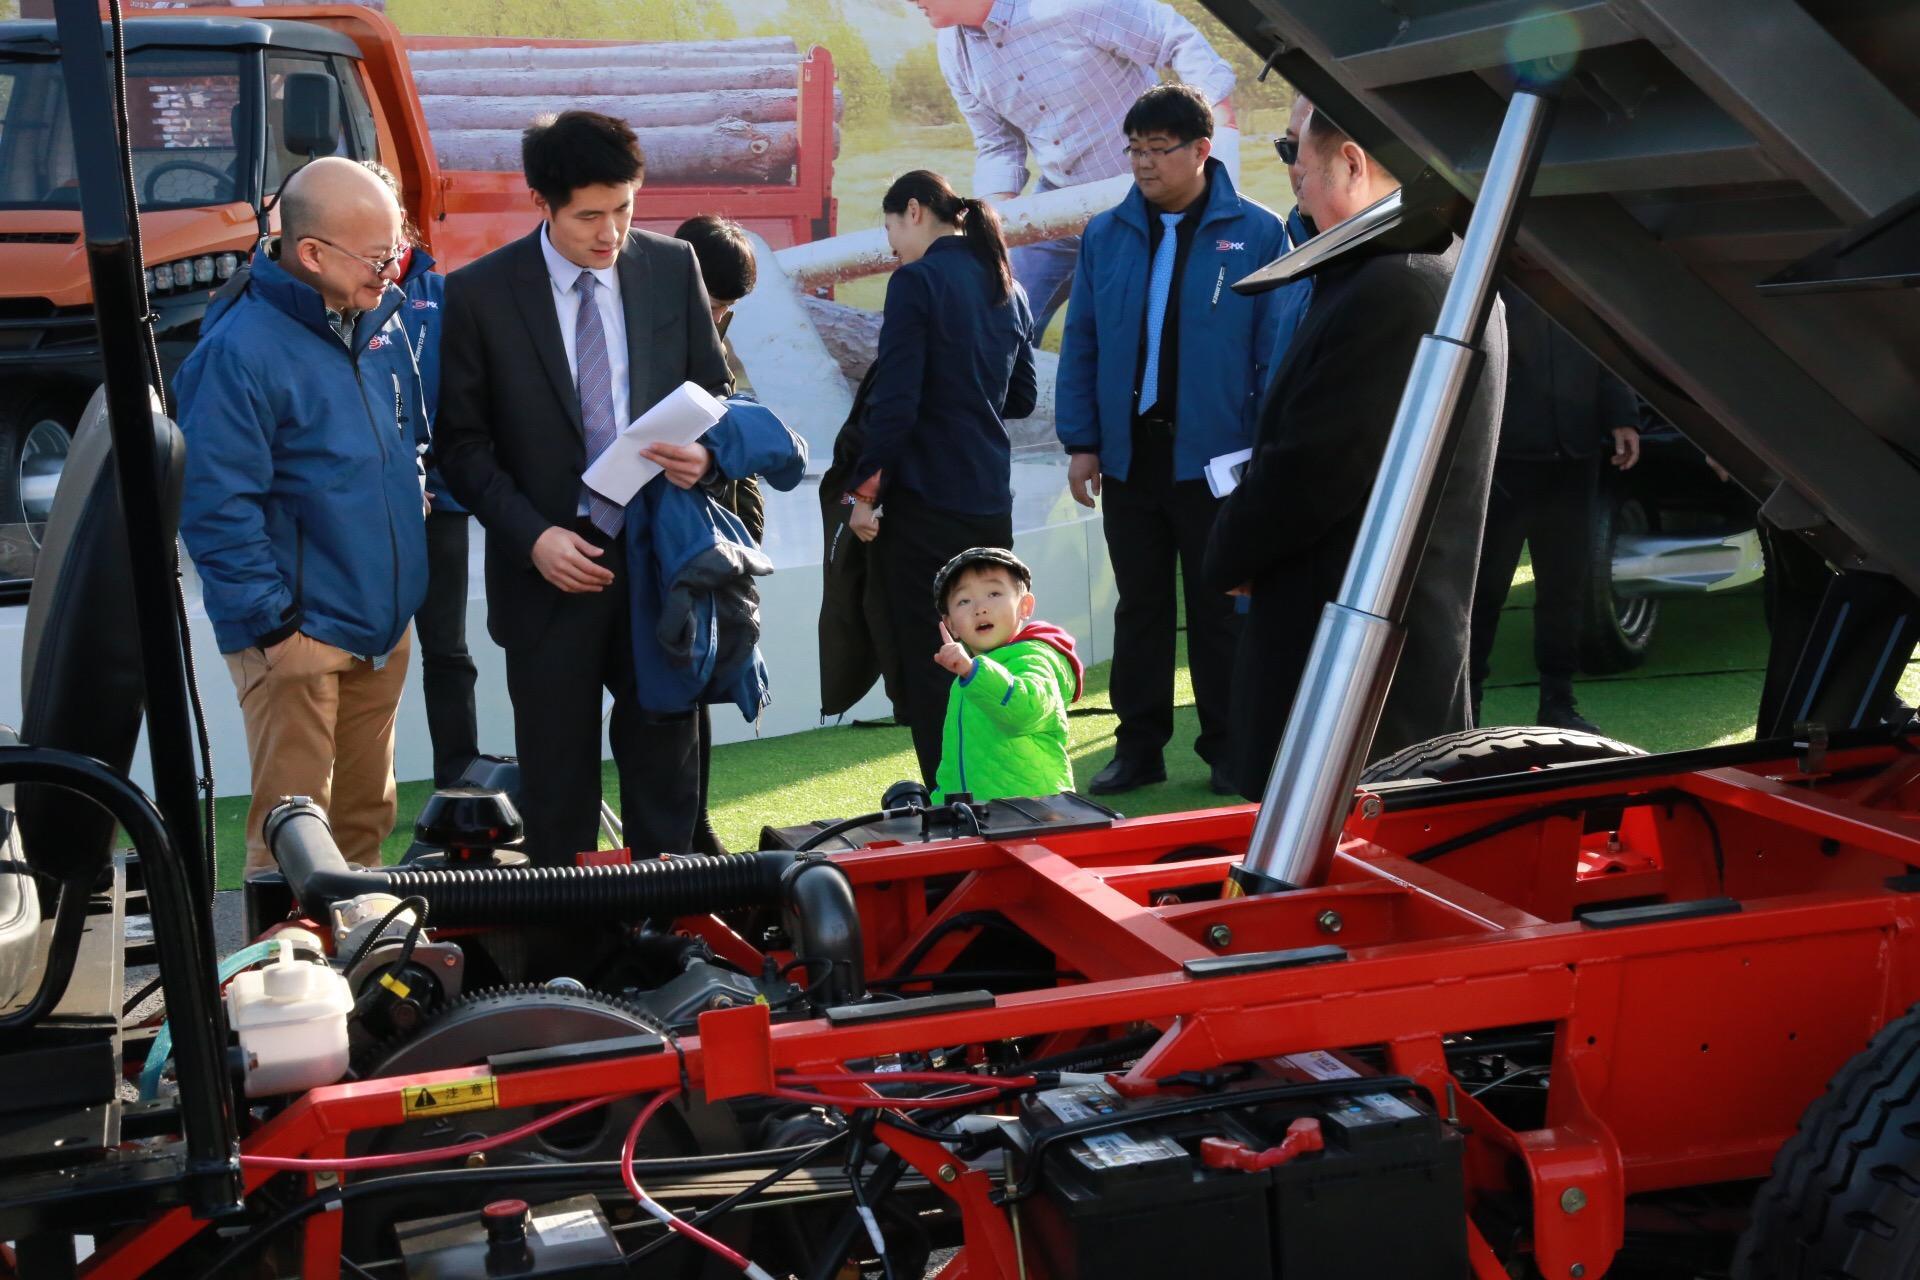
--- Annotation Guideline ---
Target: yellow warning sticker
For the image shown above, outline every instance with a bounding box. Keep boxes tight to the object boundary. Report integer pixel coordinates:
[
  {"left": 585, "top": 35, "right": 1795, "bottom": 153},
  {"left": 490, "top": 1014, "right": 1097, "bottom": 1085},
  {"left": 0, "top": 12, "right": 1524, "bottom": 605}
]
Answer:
[{"left": 401, "top": 1077, "right": 498, "bottom": 1118}]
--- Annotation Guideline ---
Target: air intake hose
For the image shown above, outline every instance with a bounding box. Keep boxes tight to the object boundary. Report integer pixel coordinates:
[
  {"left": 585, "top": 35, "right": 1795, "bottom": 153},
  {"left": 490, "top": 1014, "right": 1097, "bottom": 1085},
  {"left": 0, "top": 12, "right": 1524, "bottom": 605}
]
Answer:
[{"left": 264, "top": 800, "right": 864, "bottom": 1003}]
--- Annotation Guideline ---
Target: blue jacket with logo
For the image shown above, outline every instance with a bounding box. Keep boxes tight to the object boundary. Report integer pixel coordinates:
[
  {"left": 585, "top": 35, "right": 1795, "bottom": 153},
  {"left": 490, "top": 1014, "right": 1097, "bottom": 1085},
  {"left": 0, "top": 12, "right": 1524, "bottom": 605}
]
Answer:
[
  {"left": 177, "top": 251, "right": 429, "bottom": 657},
  {"left": 394, "top": 247, "right": 464, "bottom": 514},
  {"left": 1268, "top": 206, "right": 1315, "bottom": 387},
  {"left": 1055, "top": 160, "right": 1302, "bottom": 482}
]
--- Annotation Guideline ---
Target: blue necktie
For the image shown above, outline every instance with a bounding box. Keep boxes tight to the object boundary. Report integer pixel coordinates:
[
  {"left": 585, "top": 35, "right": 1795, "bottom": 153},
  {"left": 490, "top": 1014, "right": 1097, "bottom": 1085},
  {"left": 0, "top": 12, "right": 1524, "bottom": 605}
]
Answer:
[
  {"left": 573, "top": 271, "right": 625, "bottom": 537},
  {"left": 1138, "top": 211, "right": 1183, "bottom": 415}
]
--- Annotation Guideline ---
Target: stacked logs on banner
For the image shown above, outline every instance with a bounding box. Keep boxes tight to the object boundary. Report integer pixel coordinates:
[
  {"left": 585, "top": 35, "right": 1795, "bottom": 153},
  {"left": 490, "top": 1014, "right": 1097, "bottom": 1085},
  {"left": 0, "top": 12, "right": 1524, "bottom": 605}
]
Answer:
[{"left": 407, "top": 38, "right": 841, "bottom": 185}]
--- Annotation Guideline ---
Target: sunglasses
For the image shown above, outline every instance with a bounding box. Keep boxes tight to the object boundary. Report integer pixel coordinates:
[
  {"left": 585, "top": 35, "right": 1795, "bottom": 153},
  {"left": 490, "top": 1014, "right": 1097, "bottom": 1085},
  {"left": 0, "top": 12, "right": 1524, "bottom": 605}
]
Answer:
[{"left": 1274, "top": 135, "right": 1300, "bottom": 165}]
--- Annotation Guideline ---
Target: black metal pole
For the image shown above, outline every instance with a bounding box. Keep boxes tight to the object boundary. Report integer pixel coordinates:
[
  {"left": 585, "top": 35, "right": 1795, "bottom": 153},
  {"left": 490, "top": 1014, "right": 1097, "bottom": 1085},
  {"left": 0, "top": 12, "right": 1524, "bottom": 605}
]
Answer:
[
  {"left": 0, "top": 749, "right": 244, "bottom": 1216},
  {"left": 48, "top": 0, "right": 242, "bottom": 1220}
]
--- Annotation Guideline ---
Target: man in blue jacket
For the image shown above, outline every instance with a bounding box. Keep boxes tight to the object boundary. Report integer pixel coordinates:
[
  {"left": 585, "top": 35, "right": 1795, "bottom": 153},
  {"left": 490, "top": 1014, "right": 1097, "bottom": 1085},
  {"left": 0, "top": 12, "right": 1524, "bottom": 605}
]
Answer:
[
  {"left": 177, "top": 157, "right": 429, "bottom": 873},
  {"left": 1056, "top": 83, "right": 1303, "bottom": 795},
  {"left": 397, "top": 237, "right": 481, "bottom": 790}
]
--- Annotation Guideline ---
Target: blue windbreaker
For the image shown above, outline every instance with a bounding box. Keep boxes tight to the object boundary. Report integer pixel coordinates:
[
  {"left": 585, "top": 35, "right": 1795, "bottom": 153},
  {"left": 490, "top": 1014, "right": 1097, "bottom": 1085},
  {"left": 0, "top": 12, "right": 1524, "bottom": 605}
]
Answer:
[
  {"left": 394, "top": 247, "right": 464, "bottom": 514},
  {"left": 1268, "top": 206, "right": 1315, "bottom": 387},
  {"left": 176, "top": 251, "right": 429, "bottom": 657},
  {"left": 1055, "top": 159, "right": 1304, "bottom": 482}
]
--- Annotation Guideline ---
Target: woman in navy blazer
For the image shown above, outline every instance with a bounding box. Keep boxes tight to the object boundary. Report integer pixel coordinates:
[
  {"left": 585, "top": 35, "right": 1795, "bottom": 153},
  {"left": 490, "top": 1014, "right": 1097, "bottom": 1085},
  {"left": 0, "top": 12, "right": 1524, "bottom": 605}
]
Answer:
[{"left": 842, "top": 170, "right": 1038, "bottom": 783}]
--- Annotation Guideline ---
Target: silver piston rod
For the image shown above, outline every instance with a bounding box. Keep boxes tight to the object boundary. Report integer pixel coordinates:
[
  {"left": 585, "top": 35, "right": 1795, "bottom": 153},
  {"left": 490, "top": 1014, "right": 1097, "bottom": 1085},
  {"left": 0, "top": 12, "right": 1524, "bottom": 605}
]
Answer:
[{"left": 1235, "top": 88, "right": 1557, "bottom": 894}]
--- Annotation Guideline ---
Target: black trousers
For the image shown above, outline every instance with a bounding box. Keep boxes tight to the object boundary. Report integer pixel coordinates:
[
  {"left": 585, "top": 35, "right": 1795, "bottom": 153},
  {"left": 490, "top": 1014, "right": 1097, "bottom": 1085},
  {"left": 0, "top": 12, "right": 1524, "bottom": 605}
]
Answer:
[
  {"left": 503, "top": 527, "right": 698, "bottom": 866},
  {"left": 691, "top": 704, "right": 728, "bottom": 857},
  {"left": 1102, "top": 424, "right": 1239, "bottom": 767},
  {"left": 418, "top": 510, "right": 480, "bottom": 788},
  {"left": 1470, "top": 456, "right": 1594, "bottom": 706},
  {"left": 875, "top": 496, "right": 1013, "bottom": 785}
]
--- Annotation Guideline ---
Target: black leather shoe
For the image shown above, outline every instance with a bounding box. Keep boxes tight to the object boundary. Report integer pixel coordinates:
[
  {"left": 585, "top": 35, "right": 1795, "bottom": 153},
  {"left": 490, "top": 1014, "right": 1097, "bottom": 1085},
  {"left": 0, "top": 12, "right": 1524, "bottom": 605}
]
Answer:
[
  {"left": 1538, "top": 699, "right": 1601, "bottom": 735},
  {"left": 1089, "top": 755, "right": 1166, "bottom": 795},
  {"left": 1208, "top": 765, "right": 1241, "bottom": 797}
]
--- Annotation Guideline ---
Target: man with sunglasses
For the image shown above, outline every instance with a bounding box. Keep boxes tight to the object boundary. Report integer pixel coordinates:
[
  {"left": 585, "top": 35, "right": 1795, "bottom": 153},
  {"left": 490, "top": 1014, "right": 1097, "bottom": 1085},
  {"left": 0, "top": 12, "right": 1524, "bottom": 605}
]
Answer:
[
  {"left": 1056, "top": 84, "right": 1300, "bottom": 796},
  {"left": 177, "top": 155, "right": 430, "bottom": 873},
  {"left": 1205, "top": 108, "right": 1506, "bottom": 798}
]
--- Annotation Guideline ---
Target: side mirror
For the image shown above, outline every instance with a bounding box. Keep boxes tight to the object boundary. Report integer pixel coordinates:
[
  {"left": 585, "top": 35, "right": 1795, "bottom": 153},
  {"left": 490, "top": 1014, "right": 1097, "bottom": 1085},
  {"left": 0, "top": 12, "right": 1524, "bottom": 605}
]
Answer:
[{"left": 281, "top": 72, "right": 341, "bottom": 159}]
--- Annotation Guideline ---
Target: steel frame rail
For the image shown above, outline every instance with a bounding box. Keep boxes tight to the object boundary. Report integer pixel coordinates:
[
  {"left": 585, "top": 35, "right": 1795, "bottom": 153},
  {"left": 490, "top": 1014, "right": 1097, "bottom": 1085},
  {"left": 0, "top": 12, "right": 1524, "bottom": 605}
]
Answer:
[{"left": 84, "top": 739, "right": 1920, "bottom": 1280}]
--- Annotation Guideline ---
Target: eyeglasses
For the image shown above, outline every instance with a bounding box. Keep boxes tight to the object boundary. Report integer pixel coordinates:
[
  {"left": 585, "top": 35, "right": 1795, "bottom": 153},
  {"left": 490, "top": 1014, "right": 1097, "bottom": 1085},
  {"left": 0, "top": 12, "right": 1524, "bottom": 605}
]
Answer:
[
  {"left": 1274, "top": 135, "right": 1300, "bottom": 165},
  {"left": 306, "top": 235, "right": 405, "bottom": 276},
  {"left": 1121, "top": 138, "right": 1196, "bottom": 163}
]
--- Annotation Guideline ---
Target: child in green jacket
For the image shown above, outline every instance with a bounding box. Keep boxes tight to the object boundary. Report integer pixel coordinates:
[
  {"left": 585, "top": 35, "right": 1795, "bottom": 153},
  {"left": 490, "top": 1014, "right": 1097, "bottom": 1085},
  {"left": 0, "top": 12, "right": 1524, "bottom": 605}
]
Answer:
[{"left": 929, "top": 548, "right": 1084, "bottom": 802}]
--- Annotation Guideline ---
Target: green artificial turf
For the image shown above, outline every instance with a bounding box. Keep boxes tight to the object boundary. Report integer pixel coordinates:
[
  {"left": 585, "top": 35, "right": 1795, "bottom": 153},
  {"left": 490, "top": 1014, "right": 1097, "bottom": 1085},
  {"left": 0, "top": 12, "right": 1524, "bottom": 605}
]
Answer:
[{"left": 212, "top": 579, "right": 1920, "bottom": 890}]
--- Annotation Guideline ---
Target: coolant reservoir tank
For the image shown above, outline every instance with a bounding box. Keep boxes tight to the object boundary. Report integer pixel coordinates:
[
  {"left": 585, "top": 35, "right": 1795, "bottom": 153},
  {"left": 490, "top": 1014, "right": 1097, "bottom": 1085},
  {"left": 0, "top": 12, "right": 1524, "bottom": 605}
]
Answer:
[{"left": 226, "top": 932, "right": 353, "bottom": 1097}]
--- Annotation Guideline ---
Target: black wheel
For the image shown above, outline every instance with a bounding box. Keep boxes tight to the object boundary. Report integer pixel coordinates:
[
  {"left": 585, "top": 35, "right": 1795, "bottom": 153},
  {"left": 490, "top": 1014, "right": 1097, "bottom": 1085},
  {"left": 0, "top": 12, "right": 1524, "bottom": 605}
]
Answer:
[
  {"left": 1735, "top": 1002, "right": 1920, "bottom": 1279},
  {"left": 1361, "top": 725, "right": 1645, "bottom": 786},
  {"left": 1580, "top": 489, "right": 1659, "bottom": 675},
  {"left": 0, "top": 387, "right": 78, "bottom": 547}
]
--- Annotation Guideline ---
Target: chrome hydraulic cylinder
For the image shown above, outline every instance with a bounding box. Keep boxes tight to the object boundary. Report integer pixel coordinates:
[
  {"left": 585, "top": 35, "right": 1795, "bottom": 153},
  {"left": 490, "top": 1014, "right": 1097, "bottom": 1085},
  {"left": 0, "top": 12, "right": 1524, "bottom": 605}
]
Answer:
[{"left": 1235, "top": 88, "right": 1557, "bottom": 895}]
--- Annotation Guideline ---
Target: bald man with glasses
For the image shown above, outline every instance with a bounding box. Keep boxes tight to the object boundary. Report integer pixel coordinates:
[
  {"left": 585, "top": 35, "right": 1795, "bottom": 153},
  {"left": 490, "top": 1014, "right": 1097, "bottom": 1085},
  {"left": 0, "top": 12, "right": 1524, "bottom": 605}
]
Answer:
[{"left": 178, "top": 156, "right": 430, "bottom": 873}]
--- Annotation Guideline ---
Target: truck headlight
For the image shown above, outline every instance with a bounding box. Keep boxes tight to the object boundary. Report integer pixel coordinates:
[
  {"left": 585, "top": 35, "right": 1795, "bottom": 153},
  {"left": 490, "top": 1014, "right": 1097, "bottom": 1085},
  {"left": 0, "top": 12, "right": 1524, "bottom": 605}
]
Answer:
[{"left": 193, "top": 256, "right": 215, "bottom": 284}]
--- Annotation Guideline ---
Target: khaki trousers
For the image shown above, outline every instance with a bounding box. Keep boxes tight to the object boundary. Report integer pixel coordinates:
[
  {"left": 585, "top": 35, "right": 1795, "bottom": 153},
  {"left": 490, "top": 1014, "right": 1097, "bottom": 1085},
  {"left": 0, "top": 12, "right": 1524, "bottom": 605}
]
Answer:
[{"left": 225, "top": 629, "right": 412, "bottom": 874}]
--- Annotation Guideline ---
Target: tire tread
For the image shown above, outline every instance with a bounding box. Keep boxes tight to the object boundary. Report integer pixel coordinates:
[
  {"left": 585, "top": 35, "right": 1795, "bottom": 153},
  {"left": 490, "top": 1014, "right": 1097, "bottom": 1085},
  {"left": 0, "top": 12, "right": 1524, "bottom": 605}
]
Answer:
[
  {"left": 1361, "top": 725, "right": 1645, "bottom": 786},
  {"left": 1735, "top": 1004, "right": 1920, "bottom": 1279}
]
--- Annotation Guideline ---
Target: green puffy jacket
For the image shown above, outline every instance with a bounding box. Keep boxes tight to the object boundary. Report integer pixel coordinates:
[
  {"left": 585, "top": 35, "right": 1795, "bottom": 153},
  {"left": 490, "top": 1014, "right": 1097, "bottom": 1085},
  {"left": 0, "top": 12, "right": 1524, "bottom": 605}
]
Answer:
[{"left": 932, "top": 633, "right": 1079, "bottom": 803}]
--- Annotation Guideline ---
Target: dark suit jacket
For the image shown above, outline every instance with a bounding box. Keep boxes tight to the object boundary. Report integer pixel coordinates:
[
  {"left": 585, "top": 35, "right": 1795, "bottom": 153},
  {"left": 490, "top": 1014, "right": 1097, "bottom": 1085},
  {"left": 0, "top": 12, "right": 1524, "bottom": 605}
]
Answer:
[
  {"left": 1204, "top": 237, "right": 1507, "bottom": 796},
  {"left": 1499, "top": 285, "right": 1635, "bottom": 461},
  {"left": 437, "top": 226, "right": 731, "bottom": 650}
]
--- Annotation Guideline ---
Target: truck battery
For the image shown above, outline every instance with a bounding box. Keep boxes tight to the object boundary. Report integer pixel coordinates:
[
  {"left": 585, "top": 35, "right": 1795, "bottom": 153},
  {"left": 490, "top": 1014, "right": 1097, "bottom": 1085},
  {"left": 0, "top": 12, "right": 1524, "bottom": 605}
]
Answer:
[
  {"left": 1015, "top": 1057, "right": 1466, "bottom": 1280},
  {"left": 1247, "top": 1050, "right": 1468, "bottom": 1279},
  {"left": 1017, "top": 1080, "right": 1276, "bottom": 1280},
  {"left": 395, "top": 1194, "right": 624, "bottom": 1278}
]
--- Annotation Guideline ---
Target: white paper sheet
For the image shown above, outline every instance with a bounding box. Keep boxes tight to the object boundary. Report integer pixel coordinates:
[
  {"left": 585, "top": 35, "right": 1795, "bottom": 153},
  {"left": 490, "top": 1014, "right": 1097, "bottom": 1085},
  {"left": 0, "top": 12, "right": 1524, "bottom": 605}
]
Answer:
[
  {"left": 581, "top": 381, "right": 727, "bottom": 506},
  {"left": 1204, "top": 447, "right": 1253, "bottom": 499}
]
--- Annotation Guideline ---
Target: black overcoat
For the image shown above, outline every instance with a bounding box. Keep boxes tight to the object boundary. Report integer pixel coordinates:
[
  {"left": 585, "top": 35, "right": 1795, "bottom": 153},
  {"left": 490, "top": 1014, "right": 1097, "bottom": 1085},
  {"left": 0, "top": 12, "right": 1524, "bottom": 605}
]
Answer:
[{"left": 1204, "top": 237, "right": 1508, "bottom": 796}]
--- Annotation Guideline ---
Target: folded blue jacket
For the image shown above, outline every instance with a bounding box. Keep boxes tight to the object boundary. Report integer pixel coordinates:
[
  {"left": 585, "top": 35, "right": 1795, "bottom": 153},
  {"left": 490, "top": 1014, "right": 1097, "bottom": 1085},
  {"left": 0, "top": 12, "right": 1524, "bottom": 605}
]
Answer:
[{"left": 627, "top": 396, "right": 807, "bottom": 718}]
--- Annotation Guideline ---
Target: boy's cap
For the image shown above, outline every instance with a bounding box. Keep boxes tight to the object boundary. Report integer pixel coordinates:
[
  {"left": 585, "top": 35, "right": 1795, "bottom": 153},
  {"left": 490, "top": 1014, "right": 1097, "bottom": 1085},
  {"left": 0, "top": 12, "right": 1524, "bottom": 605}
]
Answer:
[{"left": 933, "top": 547, "right": 1032, "bottom": 612}]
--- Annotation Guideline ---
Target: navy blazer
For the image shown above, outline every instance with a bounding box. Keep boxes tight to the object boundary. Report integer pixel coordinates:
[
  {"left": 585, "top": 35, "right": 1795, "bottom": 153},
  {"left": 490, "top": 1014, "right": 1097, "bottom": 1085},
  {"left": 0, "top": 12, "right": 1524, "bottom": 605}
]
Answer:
[{"left": 850, "top": 235, "right": 1037, "bottom": 516}]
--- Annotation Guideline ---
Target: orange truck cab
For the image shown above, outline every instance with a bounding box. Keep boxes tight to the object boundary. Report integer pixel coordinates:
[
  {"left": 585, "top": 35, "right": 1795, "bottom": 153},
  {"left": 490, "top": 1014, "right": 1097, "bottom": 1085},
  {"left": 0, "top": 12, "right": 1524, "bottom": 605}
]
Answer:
[
  {"left": 0, "top": 4, "right": 836, "bottom": 602},
  {"left": 0, "top": 6, "right": 440, "bottom": 599}
]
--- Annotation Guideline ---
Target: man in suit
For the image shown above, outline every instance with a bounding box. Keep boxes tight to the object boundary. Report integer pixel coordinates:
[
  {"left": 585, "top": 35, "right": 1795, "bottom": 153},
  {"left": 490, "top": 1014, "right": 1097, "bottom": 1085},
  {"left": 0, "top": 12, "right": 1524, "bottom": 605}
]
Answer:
[
  {"left": 1204, "top": 109, "right": 1506, "bottom": 798},
  {"left": 436, "top": 111, "right": 731, "bottom": 864},
  {"left": 1469, "top": 285, "right": 1639, "bottom": 733}
]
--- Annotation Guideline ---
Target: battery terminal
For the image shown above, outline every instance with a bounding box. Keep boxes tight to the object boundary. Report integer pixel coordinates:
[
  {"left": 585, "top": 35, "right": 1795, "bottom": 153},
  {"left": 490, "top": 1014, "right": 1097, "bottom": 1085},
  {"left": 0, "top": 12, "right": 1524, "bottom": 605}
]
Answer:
[{"left": 1198, "top": 1117, "right": 1325, "bottom": 1172}]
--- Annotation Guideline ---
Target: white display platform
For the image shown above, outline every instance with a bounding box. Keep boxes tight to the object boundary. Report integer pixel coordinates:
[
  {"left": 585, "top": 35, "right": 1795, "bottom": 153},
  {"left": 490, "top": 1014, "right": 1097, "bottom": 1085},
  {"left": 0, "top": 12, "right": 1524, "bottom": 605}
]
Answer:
[{"left": 0, "top": 451, "right": 1113, "bottom": 798}]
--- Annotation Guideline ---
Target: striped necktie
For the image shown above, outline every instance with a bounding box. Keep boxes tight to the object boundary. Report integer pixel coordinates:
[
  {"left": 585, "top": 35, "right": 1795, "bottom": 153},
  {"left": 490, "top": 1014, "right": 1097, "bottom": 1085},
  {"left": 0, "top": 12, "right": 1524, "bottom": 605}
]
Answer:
[{"left": 574, "top": 270, "right": 625, "bottom": 537}]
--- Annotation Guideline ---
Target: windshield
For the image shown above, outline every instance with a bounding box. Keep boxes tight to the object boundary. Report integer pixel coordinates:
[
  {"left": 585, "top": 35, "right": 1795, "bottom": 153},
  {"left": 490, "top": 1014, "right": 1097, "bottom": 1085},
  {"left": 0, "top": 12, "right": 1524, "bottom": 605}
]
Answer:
[{"left": 0, "top": 48, "right": 247, "bottom": 211}]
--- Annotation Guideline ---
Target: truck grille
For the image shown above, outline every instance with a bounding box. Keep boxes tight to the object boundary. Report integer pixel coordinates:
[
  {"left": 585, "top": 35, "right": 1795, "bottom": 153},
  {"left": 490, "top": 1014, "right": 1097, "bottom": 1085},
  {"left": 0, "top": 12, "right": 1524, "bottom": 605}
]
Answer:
[
  {"left": 0, "top": 232, "right": 79, "bottom": 245},
  {"left": 0, "top": 299, "right": 95, "bottom": 351}
]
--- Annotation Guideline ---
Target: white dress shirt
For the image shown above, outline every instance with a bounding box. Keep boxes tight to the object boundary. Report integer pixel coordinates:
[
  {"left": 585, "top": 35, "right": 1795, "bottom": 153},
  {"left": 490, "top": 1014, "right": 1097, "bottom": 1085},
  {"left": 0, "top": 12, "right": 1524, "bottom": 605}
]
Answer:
[{"left": 540, "top": 223, "right": 631, "bottom": 435}]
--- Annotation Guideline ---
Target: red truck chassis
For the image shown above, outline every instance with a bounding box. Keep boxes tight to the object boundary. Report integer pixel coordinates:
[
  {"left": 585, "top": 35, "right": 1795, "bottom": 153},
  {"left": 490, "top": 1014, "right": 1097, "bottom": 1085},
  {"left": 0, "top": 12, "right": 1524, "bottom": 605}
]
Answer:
[{"left": 85, "top": 736, "right": 1920, "bottom": 1280}]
